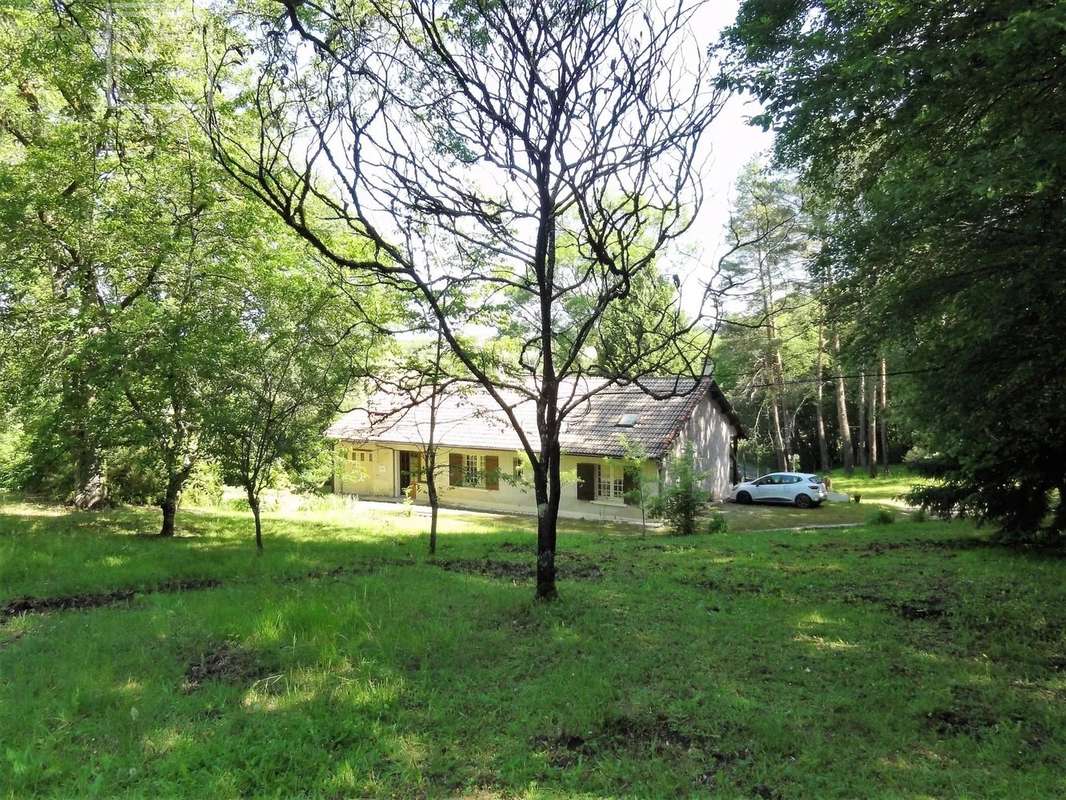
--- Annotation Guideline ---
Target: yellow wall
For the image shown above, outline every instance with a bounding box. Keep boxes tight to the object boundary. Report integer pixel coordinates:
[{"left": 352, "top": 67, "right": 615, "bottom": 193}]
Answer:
[{"left": 333, "top": 441, "right": 661, "bottom": 522}]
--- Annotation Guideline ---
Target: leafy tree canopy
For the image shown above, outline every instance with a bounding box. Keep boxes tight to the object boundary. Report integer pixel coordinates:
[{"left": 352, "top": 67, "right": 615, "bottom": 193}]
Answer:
[{"left": 718, "top": 0, "right": 1066, "bottom": 540}]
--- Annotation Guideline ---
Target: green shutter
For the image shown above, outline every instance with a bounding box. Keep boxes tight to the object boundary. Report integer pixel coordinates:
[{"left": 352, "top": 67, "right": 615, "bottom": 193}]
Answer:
[
  {"left": 449, "top": 453, "right": 463, "bottom": 486},
  {"left": 576, "top": 463, "right": 596, "bottom": 501},
  {"left": 484, "top": 455, "right": 499, "bottom": 490}
]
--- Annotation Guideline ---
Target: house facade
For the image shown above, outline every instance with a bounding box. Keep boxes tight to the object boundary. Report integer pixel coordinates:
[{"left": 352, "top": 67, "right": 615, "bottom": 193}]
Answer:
[{"left": 325, "top": 377, "right": 744, "bottom": 522}]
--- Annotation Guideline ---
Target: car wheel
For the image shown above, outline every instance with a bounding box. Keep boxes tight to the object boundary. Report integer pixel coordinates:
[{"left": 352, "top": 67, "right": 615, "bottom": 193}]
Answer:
[
  {"left": 736, "top": 491, "right": 752, "bottom": 505},
  {"left": 794, "top": 493, "right": 813, "bottom": 509}
]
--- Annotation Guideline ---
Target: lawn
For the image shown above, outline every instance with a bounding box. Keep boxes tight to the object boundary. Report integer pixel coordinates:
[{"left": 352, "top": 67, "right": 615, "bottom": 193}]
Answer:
[
  {"left": 1, "top": 496, "right": 1064, "bottom": 799},
  {"left": 825, "top": 466, "right": 927, "bottom": 504}
]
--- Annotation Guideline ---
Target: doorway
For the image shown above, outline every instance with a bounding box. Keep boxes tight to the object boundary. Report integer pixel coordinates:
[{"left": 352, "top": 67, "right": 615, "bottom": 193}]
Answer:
[{"left": 398, "top": 451, "right": 421, "bottom": 497}]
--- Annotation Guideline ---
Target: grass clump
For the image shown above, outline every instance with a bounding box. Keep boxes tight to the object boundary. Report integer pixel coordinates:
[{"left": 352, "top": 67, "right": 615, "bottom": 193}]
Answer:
[
  {"left": 705, "top": 511, "right": 728, "bottom": 534},
  {"left": 867, "top": 506, "right": 897, "bottom": 525}
]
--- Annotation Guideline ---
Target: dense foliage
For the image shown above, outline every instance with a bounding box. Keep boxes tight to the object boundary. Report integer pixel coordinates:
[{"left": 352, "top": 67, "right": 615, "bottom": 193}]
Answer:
[
  {"left": 654, "top": 444, "right": 709, "bottom": 535},
  {"left": 719, "top": 0, "right": 1066, "bottom": 539},
  {"left": 0, "top": 1, "right": 387, "bottom": 543}
]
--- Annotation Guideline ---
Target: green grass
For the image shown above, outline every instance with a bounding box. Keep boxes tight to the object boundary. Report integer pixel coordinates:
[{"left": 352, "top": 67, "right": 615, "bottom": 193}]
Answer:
[
  {"left": 826, "top": 465, "right": 927, "bottom": 503},
  {"left": 2, "top": 495, "right": 1065, "bottom": 798},
  {"left": 715, "top": 500, "right": 872, "bottom": 531}
]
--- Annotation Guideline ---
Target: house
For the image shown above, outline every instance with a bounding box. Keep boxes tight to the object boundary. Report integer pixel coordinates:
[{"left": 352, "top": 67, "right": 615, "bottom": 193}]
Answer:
[{"left": 325, "top": 376, "right": 744, "bottom": 522}]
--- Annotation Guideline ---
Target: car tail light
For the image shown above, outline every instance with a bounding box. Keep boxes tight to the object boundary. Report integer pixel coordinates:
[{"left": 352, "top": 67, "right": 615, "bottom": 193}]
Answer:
[{"left": 809, "top": 484, "right": 821, "bottom": 490}]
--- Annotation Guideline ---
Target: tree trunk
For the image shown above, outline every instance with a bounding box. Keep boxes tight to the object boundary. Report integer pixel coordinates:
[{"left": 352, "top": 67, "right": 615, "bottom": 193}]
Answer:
[
  {"left": 815, "top": 322, "right": 830, "bottom": 472},
  {"left": 761, "top": 262, "right": 788, "bottom": 471},
  {"left": 879, "top": 357, "right": 889, "bottom": 473},
  {"left": 857, "top": 369, "right": 867, "bottom": 468},
  {"left": 160, "top": 489, "right": 178, "bottom": 538},
  {"left": 534, "top": 441, "right": 561, "bottom": 602},
  {"left": 768, "top": 397, "right": 788, "bottom": 471},
  {"left": 71, "top": 466, "right": 109, "bottom": 510},
  {"left": 158, "top": 467, "right": 187, "bottom": 537},
  {"left": 426, "top": 338, "right": 441, "bottom": 556},
  {"left": 426, "top": 449, "right": 439, "bottom": 556},
  {"left": 868, "top": 368, "right": 879, "bottom": 478},
  {"left": 70, "top": 397, "right": 108, "bottom": 510},
  {"left": 247, "top": 487, "right": 263, "bottom": 553},
  {"left": 832, "top": 332, "right": 854, "bottom": 475}
]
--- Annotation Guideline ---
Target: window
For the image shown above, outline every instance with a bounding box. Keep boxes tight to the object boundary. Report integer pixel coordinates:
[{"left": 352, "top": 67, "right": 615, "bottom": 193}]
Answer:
[
  {"left": 449, "top": 452, "right": 499, "bottom": 490},
  {"left": 616, "top": 413, "right": 639, "bottom": 428},
  {"left": 464, "top": 454, "right": 484, "bottom": 488},
  {"left": 339, "top": 446, "right": 371, "bottom": 481},
  {"left": 340, "top": 446, "right": 372, "bottom": 463},
  {"left": 594, "top": 463, "right": 625, "bottom": 502}
]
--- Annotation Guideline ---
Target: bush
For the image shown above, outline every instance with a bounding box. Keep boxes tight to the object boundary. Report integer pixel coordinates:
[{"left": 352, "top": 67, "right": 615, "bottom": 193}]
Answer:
[
  {"left": 182, "top": 461, "right": 224, "bottom": 507},
  {"left": 658, "top": 444, "right": 709, "bottom": 535},
  {"left": 705, "top": 512, "right": 728, "bottom": 535},
  {"left": 0, "top": 419, "right": 31, "bottom": 491},
  {"left": 867, "top": 506, "right": 896, "bottom": 525},
  {"left": 910, "top": 507, "right": 928, "bottom": 523}
]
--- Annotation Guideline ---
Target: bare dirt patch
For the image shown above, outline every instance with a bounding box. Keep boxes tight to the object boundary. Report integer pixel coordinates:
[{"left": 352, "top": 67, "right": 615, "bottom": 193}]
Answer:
[
  {"left": 436, "top": 554, "right": 604, "bottom": 582},
  {"left": 925, "top": 687, "right": 999, "bottom": 738},
  {"left": 533, "top": 713, "right": 729, "bottom": 768},
  {"left": 0, "top": 561, "right": 416, "bottom": 624},
  {"left": 183, "top": 641, "right": 275, "bottom": 692},
  {"left": 895, "top": 597, "right": 947, "bottom": 620},
  {"left": 0, "top": 578, "right": 221, "bottom": 622}
]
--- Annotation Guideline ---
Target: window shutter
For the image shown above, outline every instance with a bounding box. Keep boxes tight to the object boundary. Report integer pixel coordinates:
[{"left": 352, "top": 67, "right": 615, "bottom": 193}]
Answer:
[
  {"left": 623, "top": 467, "right": 637, "bottom": 506},
  {"left": 449, "top": 453, "right": 463, "bottom": 486},
  {"left": 484, "top": 455, "right": 499, "bottom": 490},
  {"left": 576, "top": 463, "right": 596, "bottom": 501}
]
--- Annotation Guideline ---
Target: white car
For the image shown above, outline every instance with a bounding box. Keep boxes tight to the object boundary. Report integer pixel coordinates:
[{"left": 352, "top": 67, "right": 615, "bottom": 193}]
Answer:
[{"left": 730, "top": 472, "right": 828, "bottom": 508}]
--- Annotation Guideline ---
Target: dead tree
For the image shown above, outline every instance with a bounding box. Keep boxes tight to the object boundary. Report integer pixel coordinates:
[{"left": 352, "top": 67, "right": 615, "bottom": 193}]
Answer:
[{"left": 205, "top": 0, "right": 727, "bottom": 600}]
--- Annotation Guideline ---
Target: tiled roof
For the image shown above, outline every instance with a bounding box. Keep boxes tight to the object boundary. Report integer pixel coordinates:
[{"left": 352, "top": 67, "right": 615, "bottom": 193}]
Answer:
[{"left": 325, "top": 376, "right": 743, "bottom": 459}]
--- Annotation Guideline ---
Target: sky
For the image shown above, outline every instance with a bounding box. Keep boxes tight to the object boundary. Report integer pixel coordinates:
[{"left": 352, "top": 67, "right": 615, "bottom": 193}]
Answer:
[{"left": 674, "top": 0, "right": 775, "bottom": 305}]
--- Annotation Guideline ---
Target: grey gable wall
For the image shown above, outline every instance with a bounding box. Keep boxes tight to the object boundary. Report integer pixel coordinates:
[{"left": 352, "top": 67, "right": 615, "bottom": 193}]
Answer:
[{"left": 664, "top": 390, "right": 736, "bottom": 500}]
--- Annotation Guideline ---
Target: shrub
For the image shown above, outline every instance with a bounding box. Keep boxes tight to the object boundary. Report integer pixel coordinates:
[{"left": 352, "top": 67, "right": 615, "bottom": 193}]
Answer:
[
  {"left": 183, "top": 461, "right": 225, "bottom": 507},
  {"left": 705, "top": 512, "right": 728, "bottom": 535},
  {"left": 867, "top": 506, "right": 896, "bottom": 525},
  {"left": 658, "top": 444, "right": 709, "bottom": 535},
  {"left": 910, "top": 507, "right": 928, "bottom": 523}
]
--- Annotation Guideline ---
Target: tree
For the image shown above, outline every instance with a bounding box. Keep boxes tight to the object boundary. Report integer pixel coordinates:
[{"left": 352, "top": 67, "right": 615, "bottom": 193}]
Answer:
[
  {"left": 363, "top": 321, "right": 464, "bottom": 556},
  {"left": 878, "top": 357, "right": 889, "bottom": 473},
  {"left": 867, "top": 363, "right": 878, "bottom": 478},
  {"left": 719, "top": 164, "right": 813, "bottom": 471},
  {"left": 0, "top": 0, "right": 184, "bottom": 507},
  {"left": 713, "top": 163, "right": 827, "bottom": 473},
  {"left": 206, "top": 263, "right": 385, "bottom": 551},
  {"left": 831, "top": 331, "right": 854, "bottom": 476},
  {"left": 656, "top": 444, "right": 708, "bottom": 536},
  {"left": 620, "top": 435, "right": 653, "bottom": 536},
  {"left": 814, "top": 317, "right": 830, "bottom": 471},
  {"left": 206, "top": 0, "right": 727, "bottom": 597},
  {"left": 719, "top": 0, "right": 1066, "bottom": 540},
  {"left": 856, "top": 368, "right": 867, "bottom": 468}
]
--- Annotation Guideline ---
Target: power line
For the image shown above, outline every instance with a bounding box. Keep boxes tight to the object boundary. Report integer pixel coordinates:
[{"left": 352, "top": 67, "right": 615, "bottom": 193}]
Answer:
[{"left": 728, "top": 365, "right": 938, "bottom": 391}]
